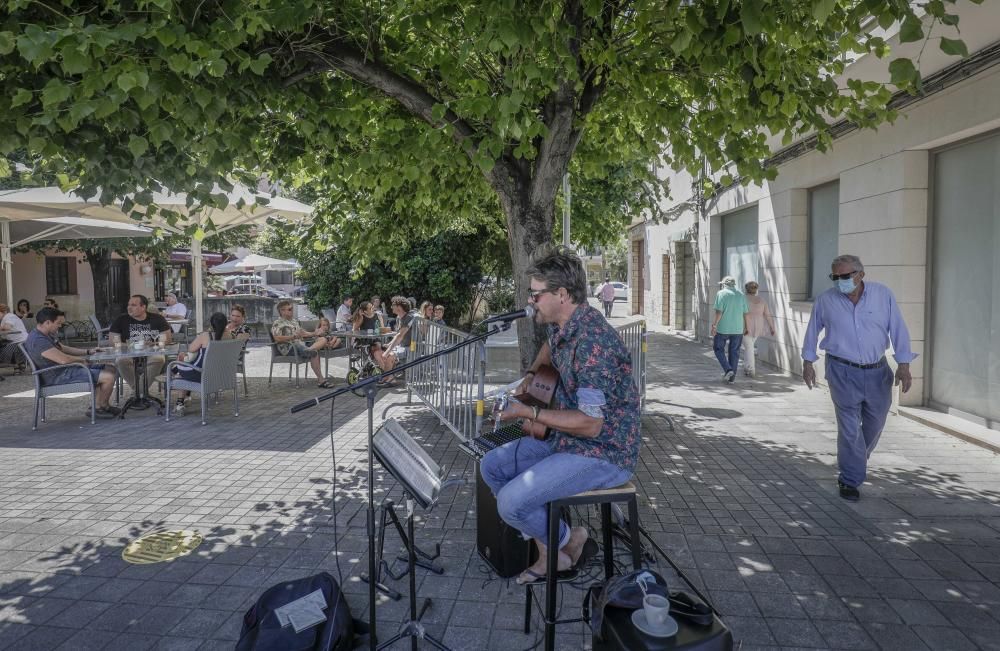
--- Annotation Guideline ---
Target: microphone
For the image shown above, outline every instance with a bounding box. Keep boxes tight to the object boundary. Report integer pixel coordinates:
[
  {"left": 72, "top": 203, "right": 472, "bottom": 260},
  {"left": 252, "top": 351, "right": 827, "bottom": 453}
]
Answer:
[{"left": 482, "top": 304, "right": 535, "bottom": 326}]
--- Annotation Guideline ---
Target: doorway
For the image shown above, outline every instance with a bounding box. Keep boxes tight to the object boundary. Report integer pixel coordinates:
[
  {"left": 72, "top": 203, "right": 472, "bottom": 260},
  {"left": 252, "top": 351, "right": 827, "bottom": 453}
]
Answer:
[
  {"left": 631, "top": 239, "right": 645, "bottom": 315},
  {"left": 107, "top": 259, "right": 130, "bottom": 317},
  {"left": 661, "top": 254, "right": 671, "bottom": 326}
]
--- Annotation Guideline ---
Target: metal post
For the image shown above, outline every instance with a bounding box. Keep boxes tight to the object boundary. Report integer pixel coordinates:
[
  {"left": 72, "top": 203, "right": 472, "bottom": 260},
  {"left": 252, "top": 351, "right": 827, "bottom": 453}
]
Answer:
[
  {"left": 1, "top": 220, "right": 12, "bottom": 305},
  {"left": 191, "top": 236, "right": 204, "bottom": 333},
  {"left": 561, "top": 173, "right": 571, "bottom": 248}
]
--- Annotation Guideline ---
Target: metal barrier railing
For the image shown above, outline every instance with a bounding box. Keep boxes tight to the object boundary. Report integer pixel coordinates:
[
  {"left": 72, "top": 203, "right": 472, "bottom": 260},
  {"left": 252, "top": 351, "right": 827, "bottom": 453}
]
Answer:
[
  {"left": 405, "top": 317, "right": 487, "bottom": 443},
  {"left": 615, "top": 319, "right": 648, "bottom": 413},
  {"left": 404, "top": 315, "right": 649, "bottom": 444}
]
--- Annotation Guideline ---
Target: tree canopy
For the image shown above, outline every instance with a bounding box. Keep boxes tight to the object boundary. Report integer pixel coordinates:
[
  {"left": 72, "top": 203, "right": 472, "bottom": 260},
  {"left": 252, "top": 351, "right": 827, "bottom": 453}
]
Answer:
[{"left": 0, "top": 0, "right": 977, "bottom": 363}]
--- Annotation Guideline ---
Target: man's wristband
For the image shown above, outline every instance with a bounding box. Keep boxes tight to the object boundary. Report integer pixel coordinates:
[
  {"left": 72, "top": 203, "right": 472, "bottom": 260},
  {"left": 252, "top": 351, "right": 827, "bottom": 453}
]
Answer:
[{"left": 531, "top": 405, "right": 540, "bottom": 421}]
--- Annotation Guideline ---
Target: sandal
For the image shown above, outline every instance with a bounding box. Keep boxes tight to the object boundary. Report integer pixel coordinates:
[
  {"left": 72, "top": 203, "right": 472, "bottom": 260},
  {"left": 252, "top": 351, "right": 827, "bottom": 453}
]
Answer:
[
  {"left": 316, "top": 379, "right": 334, "bottom": 388},
  {"left": 515, "top": 568, "right": 546, "bottom": 585}
]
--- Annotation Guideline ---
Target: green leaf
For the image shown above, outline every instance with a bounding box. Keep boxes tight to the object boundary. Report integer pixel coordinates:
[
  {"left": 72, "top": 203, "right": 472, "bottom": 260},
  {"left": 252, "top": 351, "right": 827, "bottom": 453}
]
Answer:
[
  {"left": 813, "top": 0, "right": 836, "bottom": 23},
  {"left": 0, "top": 31, "right": 15, "bottom": 55},
  {"left": 888, "top": 58, "right": 918, "bottom": 87},
  {"left": 206, "top": 58, "right": 228, "bottom": 77},
  {"left": 128, "top": 134, "right": 149, "bottom": 158},
  {"left": 939, "top": 37, "right": 969, "bottom": 58},
  {"left": 740, "top": 0, "right": 764, "bottom": 36},
  {"left": 40, "top": 79, "right": 72, "bottom": 108},
  {"left": 60, "top": 46, "right": 91, "bottom": 75},
  {"left": 248, "top": 53, "right": 272, "bottom": 75},
  {"left": 899, "top": 15, "right": 923, "bottom": 43},
  {"left": 10, "top": 89, "right": 32, "bottom": 108},
  {"left": 118, "top": 72, "right": 138, "bottom": 92}
]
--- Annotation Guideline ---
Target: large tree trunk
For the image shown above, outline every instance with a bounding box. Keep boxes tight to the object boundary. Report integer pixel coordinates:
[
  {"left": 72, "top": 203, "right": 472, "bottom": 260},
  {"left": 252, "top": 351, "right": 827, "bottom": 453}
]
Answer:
[
  {"left": 85, "top": 246, "right": 114, "bottom": 326},
  {"left": 497, "top": 176, "right": 558, "bottom": 371}
]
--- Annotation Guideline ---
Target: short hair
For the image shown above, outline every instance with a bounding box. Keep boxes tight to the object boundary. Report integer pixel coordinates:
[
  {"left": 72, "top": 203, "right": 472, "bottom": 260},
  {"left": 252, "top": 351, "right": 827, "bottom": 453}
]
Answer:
[
  {"left": 525, "top": 244, "right": 588, "bottom": 304},
  {"left": 166, "top": 291, "right": 177, "bottom": 300},
  {"left": 745, "top": 280, "right": 759, "bottom": 291},
  {"left": 35, "top": 307, "right": 61, "bottom": 325},
  {"left": 343, "top": 295, "right": 353, "bottom": 303},
  {"left": 276, "top": 299, "right": 294, "bottom": 312},
  {"left": 130, "top": 294, "right": 149, "bottom": 307},
  {"left": 231, "top": 304, "right": 246, "bottom": 317},
  {"left": 0, "top": 303, "right": 8, "bottom": 313},
  {"left": 434, "top": 305, "right": 444, "bottom": 311},
  {"left": 391, "top": 296, "right": 411, "bottom": 312},
  {"left": 832, "top": 254, "right": 864, "bottom": 272}
]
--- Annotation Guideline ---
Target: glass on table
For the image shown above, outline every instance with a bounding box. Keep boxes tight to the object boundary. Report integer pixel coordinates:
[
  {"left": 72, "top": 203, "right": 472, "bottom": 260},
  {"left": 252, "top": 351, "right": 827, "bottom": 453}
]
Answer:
[{"left": 157, "top": 332, "right": 168, "bottom": 350}]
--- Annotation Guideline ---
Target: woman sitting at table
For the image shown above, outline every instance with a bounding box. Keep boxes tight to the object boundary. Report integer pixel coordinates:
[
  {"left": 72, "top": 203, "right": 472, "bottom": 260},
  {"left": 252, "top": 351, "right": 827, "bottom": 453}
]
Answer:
[
  {"left": 170, "top": 312, "right": 227, "bottom": 416},
  {"left": 15, "top": 299, "right": 33, "bottom": 320},
  {"left": 352, "top": 301, "right": 394, "bottom": 373}
]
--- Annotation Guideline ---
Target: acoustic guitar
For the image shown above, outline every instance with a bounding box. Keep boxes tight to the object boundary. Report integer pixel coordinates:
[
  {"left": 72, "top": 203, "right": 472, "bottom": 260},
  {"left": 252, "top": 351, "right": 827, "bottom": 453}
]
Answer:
[{"left": 512, "top": 364, "right": 560, "bottom": 439}]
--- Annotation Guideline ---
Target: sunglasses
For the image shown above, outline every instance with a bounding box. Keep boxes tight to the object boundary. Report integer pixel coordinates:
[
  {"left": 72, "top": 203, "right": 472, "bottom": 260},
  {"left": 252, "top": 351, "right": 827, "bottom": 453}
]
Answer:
[
  {"left": 527, "top": 288, "right": 558, "bottom": 301},
  {"left": 828, "top": 271, "right": 859, "bottom": 281}
]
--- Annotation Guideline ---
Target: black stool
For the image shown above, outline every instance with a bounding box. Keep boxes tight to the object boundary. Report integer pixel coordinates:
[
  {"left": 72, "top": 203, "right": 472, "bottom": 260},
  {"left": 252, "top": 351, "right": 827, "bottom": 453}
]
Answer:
[{"left": 524, "top": 481, "right": 642, "bottom": 651}]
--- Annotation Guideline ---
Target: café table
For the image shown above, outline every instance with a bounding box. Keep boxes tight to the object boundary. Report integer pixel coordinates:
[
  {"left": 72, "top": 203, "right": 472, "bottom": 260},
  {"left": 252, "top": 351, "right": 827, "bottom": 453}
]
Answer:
[{"left": 87, "top": 343, "right": 181, "bottom": 418}]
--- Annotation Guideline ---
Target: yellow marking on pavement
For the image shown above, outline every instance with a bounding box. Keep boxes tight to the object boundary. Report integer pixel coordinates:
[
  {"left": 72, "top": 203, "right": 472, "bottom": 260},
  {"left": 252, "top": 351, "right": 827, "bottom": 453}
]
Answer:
[{"left": 122, "top": 530, "right": 202, "bottom": 564}]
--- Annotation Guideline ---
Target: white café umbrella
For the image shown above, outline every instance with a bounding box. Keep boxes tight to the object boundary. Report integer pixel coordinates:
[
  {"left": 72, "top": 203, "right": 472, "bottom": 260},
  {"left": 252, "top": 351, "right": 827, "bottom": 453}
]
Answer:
[
  {"left": 0, "top": 184, "right": 313, "bottom": 328},
  {"left": 231, "top": 254, "right": 300, "bottom": 295},
  {"left": 0, "top": 188, "right": 150, "bottom": 305}
]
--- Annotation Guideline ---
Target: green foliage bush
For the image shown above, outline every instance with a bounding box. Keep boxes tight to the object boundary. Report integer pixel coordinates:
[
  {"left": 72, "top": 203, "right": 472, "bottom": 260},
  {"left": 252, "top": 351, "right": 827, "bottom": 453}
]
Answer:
[{"left": 301, "top": 228, "right": 503, "bottom": 329}]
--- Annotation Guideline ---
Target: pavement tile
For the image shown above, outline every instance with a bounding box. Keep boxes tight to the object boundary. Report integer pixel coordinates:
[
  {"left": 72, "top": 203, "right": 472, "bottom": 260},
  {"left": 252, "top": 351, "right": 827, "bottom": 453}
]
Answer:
[
  {"left": 55, "top": 628, "right": 119, "bottom": 650},
  {"left": 913, "top": 625, "right": 979, "bottom": 651},
  {"left": 862, "top": 621, "right": 932, "bottom": 650},
  {"left": 6, "top": 625, "right": 76, "bottom": 650},
  {"left": 813, "top": 619, "right": 878, "bottom": 650}
]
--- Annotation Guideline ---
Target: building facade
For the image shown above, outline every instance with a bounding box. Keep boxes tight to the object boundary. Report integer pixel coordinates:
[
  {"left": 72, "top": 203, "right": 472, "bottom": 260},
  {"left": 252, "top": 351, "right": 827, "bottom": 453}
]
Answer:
[{"left": 631, "top": 3, "right": 1000, "bottom": 429}]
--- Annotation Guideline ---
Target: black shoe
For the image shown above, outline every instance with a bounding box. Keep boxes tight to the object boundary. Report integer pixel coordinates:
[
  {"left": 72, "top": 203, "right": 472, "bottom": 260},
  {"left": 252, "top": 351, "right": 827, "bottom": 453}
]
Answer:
[{"left": 838, "top": 481, "right": 860, "bottom": 502}]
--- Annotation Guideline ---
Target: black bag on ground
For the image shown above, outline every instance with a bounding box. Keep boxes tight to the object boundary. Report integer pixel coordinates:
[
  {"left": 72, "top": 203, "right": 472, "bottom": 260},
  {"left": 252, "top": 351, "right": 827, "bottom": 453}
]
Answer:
[
  {"left": 584, "top": 569, "right": 669, "bottom": 640},
  {"left": 236, "top": 571, "right": 365, "bottom": 651}
]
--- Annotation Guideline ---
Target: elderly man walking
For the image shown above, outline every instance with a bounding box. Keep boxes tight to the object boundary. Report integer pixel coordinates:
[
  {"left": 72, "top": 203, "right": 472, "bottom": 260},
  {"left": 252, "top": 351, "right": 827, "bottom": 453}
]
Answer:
[
  {"left": 802, "top": 254, "right": 915, "bottom": 502},
  {"left": 711, "top": 276, "right": 749, "bottom": 384}
]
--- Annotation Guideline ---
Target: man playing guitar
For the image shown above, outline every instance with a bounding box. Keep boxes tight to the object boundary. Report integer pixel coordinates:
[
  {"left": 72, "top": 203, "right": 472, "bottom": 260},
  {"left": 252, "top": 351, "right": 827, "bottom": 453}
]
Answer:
[{"left": 480, "top": 245, "right": 641, "bottom": 585}]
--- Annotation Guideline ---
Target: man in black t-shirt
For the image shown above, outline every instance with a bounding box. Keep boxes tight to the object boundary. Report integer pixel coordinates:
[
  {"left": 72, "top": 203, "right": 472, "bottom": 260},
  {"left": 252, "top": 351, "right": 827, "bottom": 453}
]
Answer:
[{"left": 109, "top": 294, "right": 172, "bottom": 392}]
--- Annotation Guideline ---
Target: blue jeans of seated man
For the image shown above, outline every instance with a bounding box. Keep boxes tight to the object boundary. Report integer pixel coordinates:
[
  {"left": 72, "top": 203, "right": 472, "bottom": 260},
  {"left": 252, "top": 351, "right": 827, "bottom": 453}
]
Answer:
[
  {"left": 713, "top": 333, "right": 743, "bottom": 374},
  {"left": 825, "top": 358, "right": 893, "bottom": 488},
  {"left": 480, "top": 437, "right": 633, "bottom": 549}
]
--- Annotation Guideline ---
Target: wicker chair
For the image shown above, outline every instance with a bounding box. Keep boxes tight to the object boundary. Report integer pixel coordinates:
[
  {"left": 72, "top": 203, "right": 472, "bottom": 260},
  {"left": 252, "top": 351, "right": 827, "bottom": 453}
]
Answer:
[
  {"left": 18, "top": 343, "right": 99, "bottom": 430},
  {"left": 164, "top": 339, "right": 243, "bottom": 426},
  {"left": 267, "top": 331, "right": 310, "bottom": 387}
]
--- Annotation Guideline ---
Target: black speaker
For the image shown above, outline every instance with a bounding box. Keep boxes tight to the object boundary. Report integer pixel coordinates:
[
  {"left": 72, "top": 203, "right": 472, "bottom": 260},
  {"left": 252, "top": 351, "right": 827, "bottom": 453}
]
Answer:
[{"left": 475, "top": 464, "right": 534, "bottom": 578}]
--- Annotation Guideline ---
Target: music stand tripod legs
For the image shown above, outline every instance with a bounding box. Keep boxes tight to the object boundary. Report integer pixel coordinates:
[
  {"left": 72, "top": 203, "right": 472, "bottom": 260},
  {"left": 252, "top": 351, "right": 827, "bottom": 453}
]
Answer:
[
  {"left": 376, "top": 494, "right": 453, "bottom": 651},
  {"left": 362, "top": 498, "right": 444, "bottom": 601}
]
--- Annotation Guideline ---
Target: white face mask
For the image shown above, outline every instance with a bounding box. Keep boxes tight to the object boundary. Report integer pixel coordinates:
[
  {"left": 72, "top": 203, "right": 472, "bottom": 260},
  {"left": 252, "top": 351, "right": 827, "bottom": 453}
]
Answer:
[{"left": 835, "top": 277, "right": 857, "bottom": 294}]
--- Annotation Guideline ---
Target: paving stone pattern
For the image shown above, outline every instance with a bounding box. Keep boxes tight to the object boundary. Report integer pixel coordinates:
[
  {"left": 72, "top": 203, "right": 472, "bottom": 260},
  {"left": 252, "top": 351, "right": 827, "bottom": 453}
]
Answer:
[{"left": 1, "top": 320, "right": 999, "bottom": 650}]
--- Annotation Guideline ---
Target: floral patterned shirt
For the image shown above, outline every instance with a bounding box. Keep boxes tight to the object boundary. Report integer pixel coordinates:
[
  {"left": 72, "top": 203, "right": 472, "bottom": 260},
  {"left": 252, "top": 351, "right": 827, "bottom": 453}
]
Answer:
[{"left": 544, "top": 304, "right": 641, "bottom": 472}]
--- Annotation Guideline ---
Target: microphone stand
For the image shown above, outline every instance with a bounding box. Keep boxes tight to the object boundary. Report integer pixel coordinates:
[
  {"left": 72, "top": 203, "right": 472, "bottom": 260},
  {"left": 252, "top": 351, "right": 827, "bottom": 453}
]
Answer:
[{"left": 290, "top": 320, "right": 519, "bottom": 650}]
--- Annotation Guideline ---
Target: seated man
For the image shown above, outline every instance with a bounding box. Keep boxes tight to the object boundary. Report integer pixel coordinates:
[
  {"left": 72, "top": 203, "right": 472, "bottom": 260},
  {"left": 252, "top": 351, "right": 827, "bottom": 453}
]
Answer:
[
  {"left": 23, "top": 308, "right": 119, "bottom": 418},
  {"left": 162, "top": 292, "right": 188, "bottom": 334},
  {"left": 271, "top": 299, "right": 333, "bottom": 387},
  {"left": 335, "top": 295, "right": 353, "bottom": 331},
  {"left": 0, "top": 302, "right": 29, "bottom": 367},
  {"left": 109, "top": 294, "right": 172, "bottom": 394},
  {"left": 480, "top": 245, "right": 641, "bottom": 585}
]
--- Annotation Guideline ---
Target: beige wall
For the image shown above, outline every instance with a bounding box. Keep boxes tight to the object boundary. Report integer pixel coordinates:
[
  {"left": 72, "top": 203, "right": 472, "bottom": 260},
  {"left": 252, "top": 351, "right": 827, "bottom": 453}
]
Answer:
[
  {"left": 6, "top": 250, "right": 149, "bottom": 321},
  {"left": 640, "top": 42, "right": 1000, "bottom": 408}
]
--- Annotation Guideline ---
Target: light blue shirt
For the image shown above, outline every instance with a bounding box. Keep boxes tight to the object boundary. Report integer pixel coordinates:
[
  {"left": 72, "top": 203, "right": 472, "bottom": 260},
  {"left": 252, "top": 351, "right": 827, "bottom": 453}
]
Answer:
[{"left": 802, "top": 281, "right": 916, "bottom": 365}]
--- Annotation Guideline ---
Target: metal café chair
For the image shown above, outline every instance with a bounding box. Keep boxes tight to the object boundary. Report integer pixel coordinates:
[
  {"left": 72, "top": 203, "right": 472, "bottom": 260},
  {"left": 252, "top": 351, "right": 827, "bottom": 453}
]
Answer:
[
  {"left": 18, "top": 342, "right": 100, "bottom": 430},
  {"left": 88, "top": 315, "right": 111, "bottom": 346},
  {"left": 164, "top": 339, "right": 243, "bottom": 425},
  {"left": 267, "top": 331, "right": 310, "bottom": 387}
]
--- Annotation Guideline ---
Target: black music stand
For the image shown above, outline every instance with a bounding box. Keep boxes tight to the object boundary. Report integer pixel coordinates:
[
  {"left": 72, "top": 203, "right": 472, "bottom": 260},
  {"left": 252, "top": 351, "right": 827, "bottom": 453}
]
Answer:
[
  {"left": 362, "top": 497, "right": 444, "bottom": 601},
  {"left": 291, "top": 323, "right": 509, "bottom": 651}
]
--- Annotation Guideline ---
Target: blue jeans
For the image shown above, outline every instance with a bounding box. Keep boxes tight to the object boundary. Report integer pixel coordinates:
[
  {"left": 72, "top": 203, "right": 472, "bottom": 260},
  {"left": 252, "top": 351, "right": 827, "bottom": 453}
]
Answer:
[
  {"left": 825, "top": 358, "right": 893, "bottom": 488},
  {"left": 480, "top": 437, "right": 633, "bottom": 548},
  {"left": 713, "top": 333, "right": 743, "bottom": 374}
]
